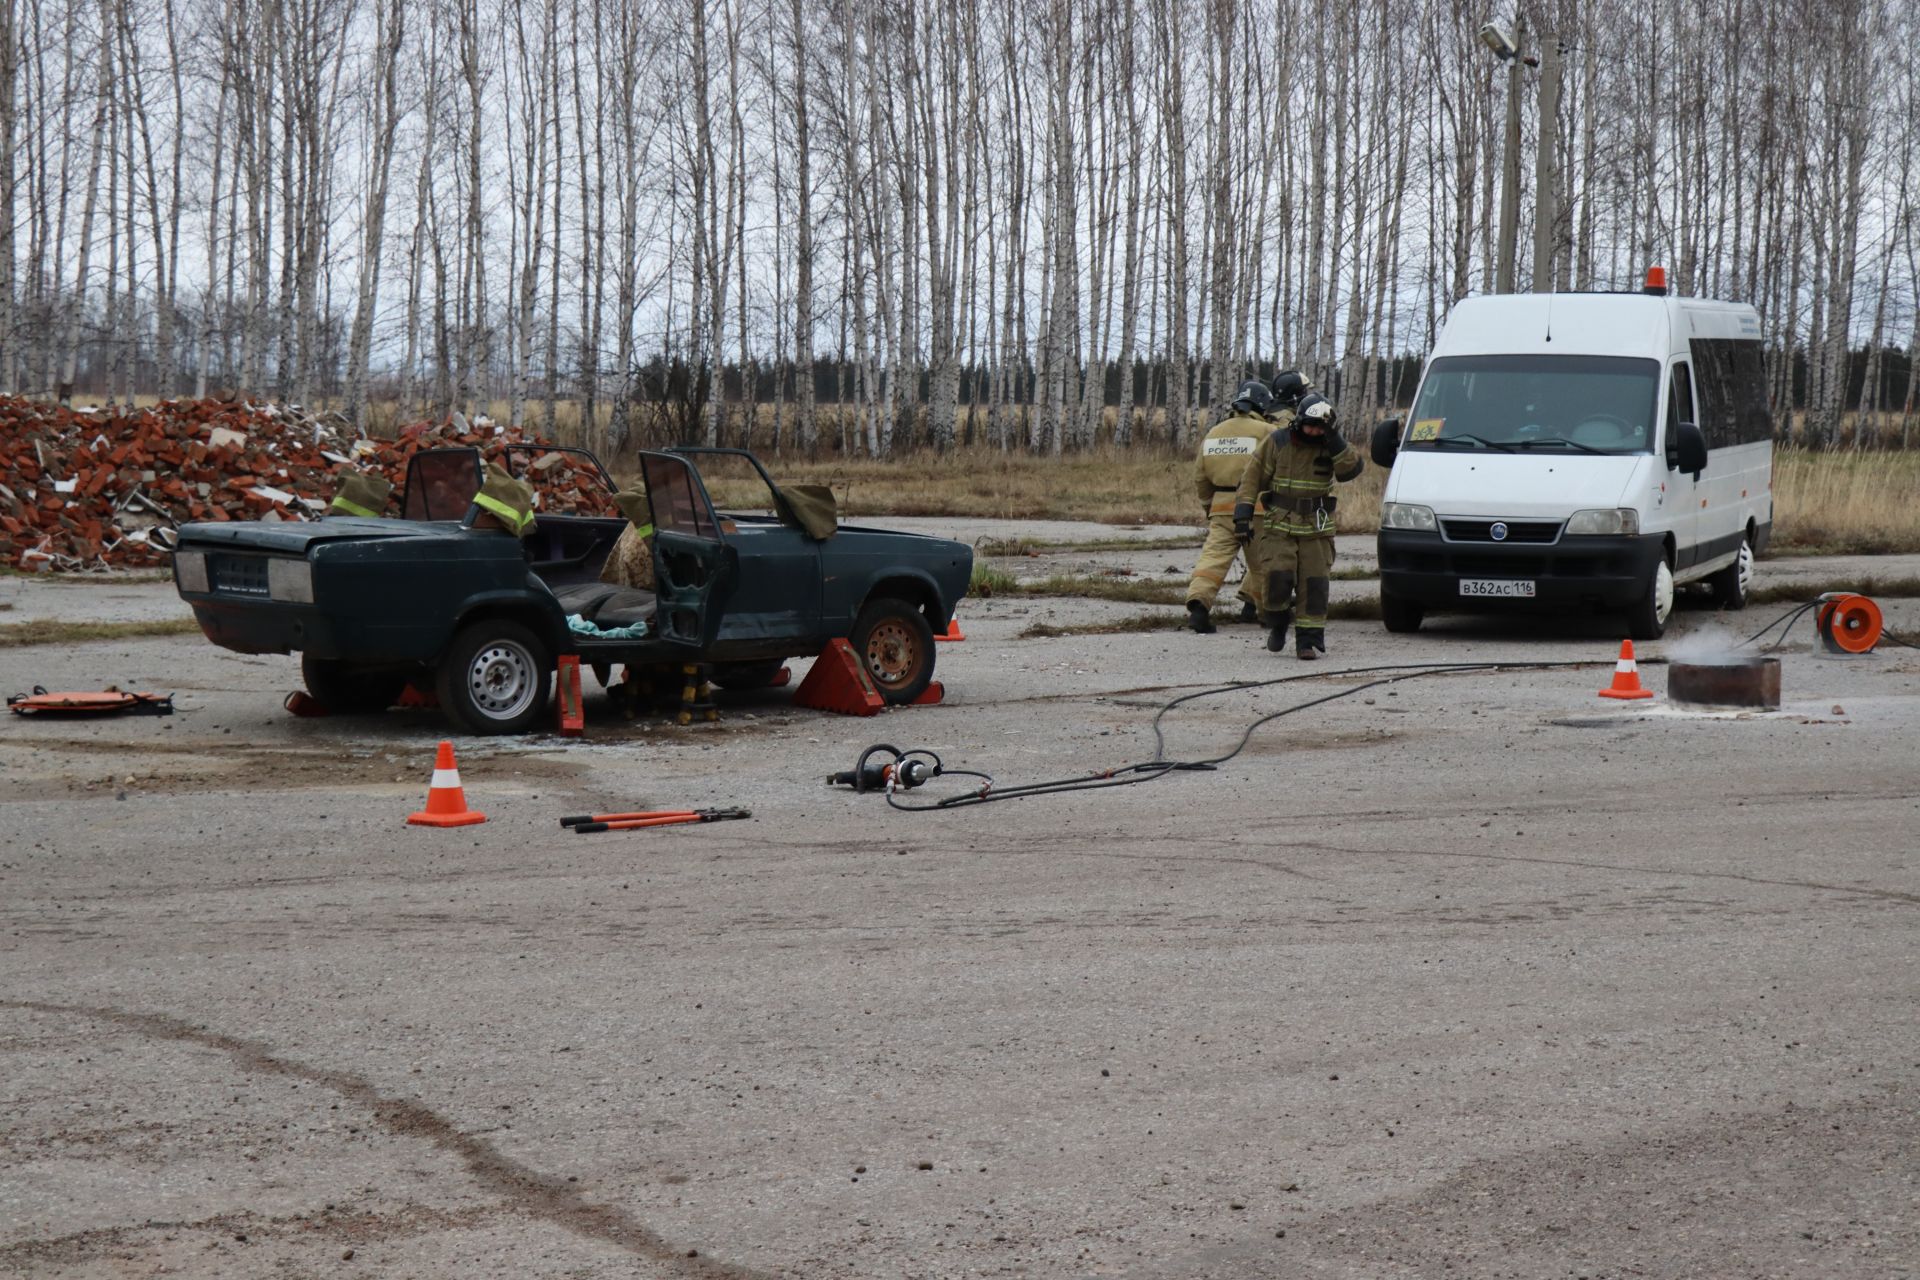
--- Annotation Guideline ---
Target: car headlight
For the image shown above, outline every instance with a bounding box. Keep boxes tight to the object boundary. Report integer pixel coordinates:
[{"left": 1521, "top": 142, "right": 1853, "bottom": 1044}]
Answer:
[
  {"left": 1380, "top": 502, "right": 1438, "bottom": 532},
  {"left": 267, "top": 557, "right": 315, "bottom": 603},
  {"left": 1565, "top": 508, "right": 1640, "bottom": 537},
  {"left": 174, "top": 550, "right": 209, "bottom": 594}
]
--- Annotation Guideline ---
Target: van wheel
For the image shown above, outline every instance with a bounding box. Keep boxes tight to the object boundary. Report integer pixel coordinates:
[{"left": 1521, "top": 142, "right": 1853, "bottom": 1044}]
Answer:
[
  {"left": 301, "top": 655, "right": 408, "bottom": 714},
  {"left": 1711, "top": 532, "right": 1754, "bottom": 610},
  {"left": 849, "top": 597, "right": 936, "bottom": 705},
  {"left": 1380, "top": 591, "right": 1424, "bottom": 634},
  {"left": 1625, "top": 559, "right": 1674, "bottom": 641},
  {"left": 436, "top": 619, "right": 551, "bottom": 734}
]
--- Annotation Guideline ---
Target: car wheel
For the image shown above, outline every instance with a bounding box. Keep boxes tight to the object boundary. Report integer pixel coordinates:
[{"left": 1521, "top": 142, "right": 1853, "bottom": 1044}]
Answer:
[
  {"left": 1625, "top": 557, "right": 1674, "bottom": 641},
  {"left": 436, "top": 619, "right": 551, "bottom": 734},
  {"left": 849, "top": 597, "right": 936, "bottom": 705},
  {"left": 1380, "top": 591, "right": 1424, "bottom": 634},
  {"left": 301, "top": 655, "right": 408, "bottom": 714},
  {"left": 711, "top": 660, "right": 787, "bottom": 691},
  {"left": 1710, "top": 531, "right": 1754, "bottom": 610}
]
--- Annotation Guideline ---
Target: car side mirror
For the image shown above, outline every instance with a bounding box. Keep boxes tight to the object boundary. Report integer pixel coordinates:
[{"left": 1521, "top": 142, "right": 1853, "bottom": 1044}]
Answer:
[
  {"left": 1370, "top": 418, "right": 1403, "bottom": 468},
  {"left": 1669, "top": 421, "right": 1707, "bottom": 475}
]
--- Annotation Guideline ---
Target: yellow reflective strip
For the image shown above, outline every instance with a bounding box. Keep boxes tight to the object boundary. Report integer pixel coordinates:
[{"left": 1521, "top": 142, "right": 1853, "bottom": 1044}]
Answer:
[
  {"left": 631, "top": 523, "right": 654, "bottom": 539},
  {"left": 473, "top": 492, "right": 533, "bottom": 532},
  {"left": 330, "top": 497, "right": 377, "bottom": 518}
]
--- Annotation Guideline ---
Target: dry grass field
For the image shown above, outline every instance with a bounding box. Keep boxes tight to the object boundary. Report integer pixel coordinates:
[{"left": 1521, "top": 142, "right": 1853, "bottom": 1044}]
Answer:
[
  {"left": 701, "top": 443, "right": 1919, "bottom": 555},
  {"left": 83, "top": 394, "right": 1920, "bottom": 554}
]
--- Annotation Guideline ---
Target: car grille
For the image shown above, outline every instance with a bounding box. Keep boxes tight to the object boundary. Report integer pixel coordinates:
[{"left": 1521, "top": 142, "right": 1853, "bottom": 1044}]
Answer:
[
  {"left": 210, "top": 552, "right": 270, "bottom": 597},
  {"left": 1442, "top": 519, "right": 1562, "bottom": 544}
]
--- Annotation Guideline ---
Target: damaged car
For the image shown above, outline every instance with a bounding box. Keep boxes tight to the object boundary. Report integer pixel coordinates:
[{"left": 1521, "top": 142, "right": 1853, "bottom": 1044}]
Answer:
[{"left": 171, "top": 446, "right": 973, "bottom": 733}]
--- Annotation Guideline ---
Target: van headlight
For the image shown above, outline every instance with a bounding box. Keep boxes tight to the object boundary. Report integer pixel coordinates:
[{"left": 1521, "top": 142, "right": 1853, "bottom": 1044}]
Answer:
[
  {"left": 1565, "top": 508, "right": 1640, "bottom": 537},
  {"left": 267, "top": 557, "right": 315, "bottom": 603},
  {"left": 1380, "top": 502, "right": 1437, "bottom": 531},
  {"left": 174, "top": 550, "right": 209, "bottom": 594}
]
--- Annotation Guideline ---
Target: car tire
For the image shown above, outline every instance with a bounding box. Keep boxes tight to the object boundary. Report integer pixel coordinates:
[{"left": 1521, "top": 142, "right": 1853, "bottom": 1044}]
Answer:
[
  {"left": 848, "top": 598, "right": 936, "bottom": 706},
  {"left": 1380, "top": 591, "right": 1424, "bottom": 634},
  {"left": 436, "top": 618, "right": 552, "bottom": 735},
  {"left": 711, "top": 660, "right": 787, "bottom": 691},
  {"left": 301, "top": 655, "right": 409, "bottom": 714},
  {"left": 1710, "top": 531, "right": 1754, "bottom": 610},
  {"left": 1625, "top": 557, "right": 1674, "bottom": 641}
]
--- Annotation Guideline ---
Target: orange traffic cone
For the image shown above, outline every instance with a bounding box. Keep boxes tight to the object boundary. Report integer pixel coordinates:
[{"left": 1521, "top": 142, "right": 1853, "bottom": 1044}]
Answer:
[
  {"left": 935, "top": 613, "right": 966, "bottom": 643},
  {"left": 1598, "top": 640, "right": 1654, "bottom": 700},
  {"left": 407, "top": 740, "right": 488, "bottom": 827}
]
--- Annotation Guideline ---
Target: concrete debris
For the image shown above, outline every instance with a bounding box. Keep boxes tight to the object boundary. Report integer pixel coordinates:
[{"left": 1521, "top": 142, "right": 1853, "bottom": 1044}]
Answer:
[{"left": 0, "top": 396, "right": 615, "bottom": 572}]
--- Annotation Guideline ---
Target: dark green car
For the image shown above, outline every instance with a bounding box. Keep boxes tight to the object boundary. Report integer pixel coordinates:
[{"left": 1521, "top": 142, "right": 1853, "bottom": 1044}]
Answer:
[{"left": 171, "top": 446, "right": 973, "bottom": 733}]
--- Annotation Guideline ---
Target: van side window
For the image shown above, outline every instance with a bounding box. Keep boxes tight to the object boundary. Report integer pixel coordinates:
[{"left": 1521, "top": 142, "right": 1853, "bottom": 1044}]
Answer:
[
  {"left": 1689, "top": 338, "right": 1773, "bottom": 446},
  {"left": 1665, "top": 362, "right": 1694, "bottom": 466}
]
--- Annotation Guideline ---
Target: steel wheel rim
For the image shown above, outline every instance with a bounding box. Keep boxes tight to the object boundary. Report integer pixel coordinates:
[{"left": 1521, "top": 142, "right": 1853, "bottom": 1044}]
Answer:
[
  {"left": 468, "top": 640, "right": 538, "bottom": 719},
  {"left": 1735, "top": 541, "right": 1754, "bottom": 595},
  {"left": 864, "top": 620, "right": 920, "bottom": 687},
  {"left": 1653, "top": 560, "right": 1674, "bottom": 625}
]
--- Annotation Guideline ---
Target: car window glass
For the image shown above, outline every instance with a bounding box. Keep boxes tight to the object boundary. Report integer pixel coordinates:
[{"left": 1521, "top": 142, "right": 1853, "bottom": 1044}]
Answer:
[
  {"left": 403, "top": 450, "right": 482, "bottom": 521},
  {"left": 638, "top": 454, "right": 718, "bottom": 539},
  {"left": 505, "top": 446, "right": 620, "bottom": 519},
  {"left": 1404, "top": 355, "right": 1657, "bottom": 452},
  {"left": 688, "top": 452, "right": 782, "bottom": 519},
  {"left": 1670, "top": 361, "right": 1694, "bottom": 425}
]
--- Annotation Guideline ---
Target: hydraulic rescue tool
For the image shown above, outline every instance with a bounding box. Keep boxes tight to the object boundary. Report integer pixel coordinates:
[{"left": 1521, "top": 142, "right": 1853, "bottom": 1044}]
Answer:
[{"left": 827, "top": 744, "right": 942, "bottom": 793}]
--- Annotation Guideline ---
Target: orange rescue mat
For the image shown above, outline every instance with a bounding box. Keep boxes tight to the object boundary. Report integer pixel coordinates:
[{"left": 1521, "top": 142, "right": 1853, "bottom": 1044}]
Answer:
[
  {"left": 561, "top": 807, "right": 751, "bottom": 834},
  {"left": 8, "top": 685, "right": 174, "bottom": 716}
]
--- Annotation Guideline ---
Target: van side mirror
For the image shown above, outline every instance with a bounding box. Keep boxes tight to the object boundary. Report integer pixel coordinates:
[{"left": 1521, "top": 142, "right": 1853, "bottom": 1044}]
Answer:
[
  {"left": 1669, "top": 421, "right": 1707, "bottom": 475},
  {"left": 1370, "top": 418, "right": 1403, "bottom": 468}
]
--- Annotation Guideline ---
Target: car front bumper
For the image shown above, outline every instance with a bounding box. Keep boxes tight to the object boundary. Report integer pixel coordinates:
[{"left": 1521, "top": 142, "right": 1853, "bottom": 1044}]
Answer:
[{"left": 1377, "top": 530, "right": 1665, "bottom": 609}]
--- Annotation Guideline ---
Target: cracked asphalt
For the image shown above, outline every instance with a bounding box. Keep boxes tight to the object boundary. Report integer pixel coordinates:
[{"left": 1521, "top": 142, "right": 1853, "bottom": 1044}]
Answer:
[{"left": 2, "top": 532, "right": 1917, "bottom": 1278}]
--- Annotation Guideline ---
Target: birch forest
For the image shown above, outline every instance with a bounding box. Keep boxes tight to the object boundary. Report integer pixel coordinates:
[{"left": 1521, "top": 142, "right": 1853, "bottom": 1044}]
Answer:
[{"left": 2, "top": 0, "right": 1917, "bottom": 455}]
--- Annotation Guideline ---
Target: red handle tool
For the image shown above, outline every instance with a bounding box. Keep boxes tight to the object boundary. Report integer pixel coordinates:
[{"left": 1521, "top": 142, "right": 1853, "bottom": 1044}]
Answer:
[{"left": 567, "top": 807, "right": 751, "bottom": 834}]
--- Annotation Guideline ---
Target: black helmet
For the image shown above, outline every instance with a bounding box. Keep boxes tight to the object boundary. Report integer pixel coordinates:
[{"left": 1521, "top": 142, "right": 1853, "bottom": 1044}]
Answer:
[
  {"left": 1270, "top": 369, "right": 1311, "bottom": 407},
  {"left": 1293, "top": 393, "right": 1336, "bottom": 430},
  {"left": 1229, "top": 380, "right": 1274, "bottom": 415}
]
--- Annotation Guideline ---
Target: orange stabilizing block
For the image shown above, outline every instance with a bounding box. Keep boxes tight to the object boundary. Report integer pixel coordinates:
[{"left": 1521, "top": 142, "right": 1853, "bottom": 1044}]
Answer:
[
  {"left": 556, "top": 654, "right": 585, "bottom": 735},
  {"left": 407, "top": 740, "right": 488, "bottom": 827},
  {"left": 791, "top": 639, "right": 885, "bottom": 716},
  {"left": 912, "top": 681, "right": 945, "bottom": 706},
  {"left": 1598, "top": 639, "right": 1654, "bottom": 700}
]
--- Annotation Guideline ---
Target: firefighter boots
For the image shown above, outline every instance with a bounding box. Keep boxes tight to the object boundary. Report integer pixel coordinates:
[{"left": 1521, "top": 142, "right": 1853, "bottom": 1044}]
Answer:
[{"left": 1186, "top": 600, "right": 1217, "bottom": 634}]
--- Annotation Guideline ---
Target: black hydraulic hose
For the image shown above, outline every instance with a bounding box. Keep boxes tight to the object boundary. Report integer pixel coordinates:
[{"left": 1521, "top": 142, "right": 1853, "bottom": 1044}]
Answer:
[
  {"left": 884, "top": 658, "right": 1634, "bottom": 813},
  {"left": 881, "top": 596, "right": 1914, "bottom": 814}
]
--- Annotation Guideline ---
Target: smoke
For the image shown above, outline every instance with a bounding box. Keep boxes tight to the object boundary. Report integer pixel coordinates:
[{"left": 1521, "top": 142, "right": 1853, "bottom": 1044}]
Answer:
[{"left": 1666, "top": 626, "right": 1753, "bottom": 666}]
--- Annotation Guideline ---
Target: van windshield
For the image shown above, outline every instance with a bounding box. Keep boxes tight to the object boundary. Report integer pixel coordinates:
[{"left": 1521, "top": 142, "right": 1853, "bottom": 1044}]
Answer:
[{"left": 1403, "top": 355, "right": 1659, "bottom": 454}]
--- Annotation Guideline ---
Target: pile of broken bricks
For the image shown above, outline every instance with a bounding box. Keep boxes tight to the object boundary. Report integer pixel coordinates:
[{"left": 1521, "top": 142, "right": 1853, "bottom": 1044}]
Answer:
[{"left": 0, "top": 396, "right": 617, "bottom": 572}]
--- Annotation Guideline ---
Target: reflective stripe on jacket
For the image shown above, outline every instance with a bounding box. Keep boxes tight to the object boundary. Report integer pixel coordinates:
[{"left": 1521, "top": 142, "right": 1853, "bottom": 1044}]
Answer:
[{"left": 1233, "top": 431, "right": 1363, "bottom": 538}]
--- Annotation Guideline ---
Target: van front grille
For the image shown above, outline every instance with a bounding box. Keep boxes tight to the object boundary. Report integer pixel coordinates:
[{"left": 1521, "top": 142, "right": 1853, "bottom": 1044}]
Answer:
[{"left": 1442, "top": 519, "right": 1562, "bottom": 544}]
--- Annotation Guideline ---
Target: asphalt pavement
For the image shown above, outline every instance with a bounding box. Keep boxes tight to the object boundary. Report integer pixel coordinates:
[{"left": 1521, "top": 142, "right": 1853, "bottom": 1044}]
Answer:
[{"left": 2, "top": 537, "right": 1916, "bottom": 1279}]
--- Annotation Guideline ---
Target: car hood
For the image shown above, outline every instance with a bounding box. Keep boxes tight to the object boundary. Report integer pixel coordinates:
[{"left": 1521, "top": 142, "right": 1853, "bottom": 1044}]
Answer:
[
  {"left": 176, "top": 518, "right": 455, "bottom": 555},
  {"left": 1386, "top": 452, "right": 1648, "bottom": 518}
]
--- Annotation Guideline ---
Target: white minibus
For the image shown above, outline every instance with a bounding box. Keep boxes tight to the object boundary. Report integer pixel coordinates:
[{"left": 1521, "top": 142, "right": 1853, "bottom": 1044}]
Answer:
[{"left": 1370, "top": 271, "right": 1773, "bottom": 639}]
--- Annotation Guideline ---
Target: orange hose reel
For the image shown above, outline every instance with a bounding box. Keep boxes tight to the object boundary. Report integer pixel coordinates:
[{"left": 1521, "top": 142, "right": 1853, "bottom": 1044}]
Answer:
[{"left": 1816, "top": 593, "right": 1883, "bottom": 654}]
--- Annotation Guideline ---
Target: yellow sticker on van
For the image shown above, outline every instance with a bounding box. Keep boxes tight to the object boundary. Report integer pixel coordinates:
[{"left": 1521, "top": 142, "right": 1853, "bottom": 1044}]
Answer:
[{"left": 1410, "top": 418, "right": 1444, "bottom": 441}]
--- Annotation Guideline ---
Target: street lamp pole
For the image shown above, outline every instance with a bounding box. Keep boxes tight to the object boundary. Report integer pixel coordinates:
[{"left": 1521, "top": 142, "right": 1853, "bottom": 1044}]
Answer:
[
  {"left": 1531, "top": 30, "right": 1561, "bottom": 292},
  {"left": 1494, "top": 15, "right": 1524, "bottom": 294}
]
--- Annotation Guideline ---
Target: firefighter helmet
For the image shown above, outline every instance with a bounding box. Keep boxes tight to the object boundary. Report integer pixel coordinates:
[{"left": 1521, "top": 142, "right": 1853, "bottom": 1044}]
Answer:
[
  {"left": 1230, "top": 380, "right": 1274, "bottom": 416},
  {"left": 1270, "top": 369, "right": 1311, "bottom": 407}
]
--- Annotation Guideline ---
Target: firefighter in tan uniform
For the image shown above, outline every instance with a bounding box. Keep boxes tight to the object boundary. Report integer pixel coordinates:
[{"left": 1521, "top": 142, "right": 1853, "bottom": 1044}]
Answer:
[
  {"left": 1184, "top": 381, "right": 1280, "bottom": 633},
  {"left": 1233, "top": 393, "right": 1363, "bottom": 658}
]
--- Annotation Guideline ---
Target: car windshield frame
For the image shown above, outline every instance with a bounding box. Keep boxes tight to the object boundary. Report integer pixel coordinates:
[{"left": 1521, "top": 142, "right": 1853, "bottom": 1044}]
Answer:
[{"left": 1401, "top": 354, "right": 1660, "bottom": 455}]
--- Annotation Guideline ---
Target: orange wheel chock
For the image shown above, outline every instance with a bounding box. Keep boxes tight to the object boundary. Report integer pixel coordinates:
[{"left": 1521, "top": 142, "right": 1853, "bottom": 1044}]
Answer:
[{"left": 1816, "top": 593, "right": 1882, "bottom": 655}]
